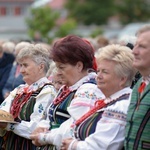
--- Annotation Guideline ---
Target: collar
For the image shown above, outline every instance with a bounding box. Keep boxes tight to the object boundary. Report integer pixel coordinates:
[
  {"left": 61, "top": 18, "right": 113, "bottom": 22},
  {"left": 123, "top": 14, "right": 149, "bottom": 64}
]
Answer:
[
  {"left": 69, "top": 72, "right": 97, "bottom": 91},
  {"left": 142, "top": 74, "right": 150, "bottom": 85}
]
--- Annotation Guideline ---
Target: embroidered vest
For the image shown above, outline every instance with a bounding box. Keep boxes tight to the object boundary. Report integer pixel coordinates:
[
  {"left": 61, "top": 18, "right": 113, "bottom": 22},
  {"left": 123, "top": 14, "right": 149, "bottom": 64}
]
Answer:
[
  {"left": 49, "top": 90, "right": 76, "bottom": 129},
  {"left": 48, "top": 78, "right": 97, "bottom": 129},
  {"left": 125, "top": 80, "right": 150, "bottom": 150},
  {"left": 74, "top": 93, "right": 130, "bottom": 140},
  {"left": 10, "top": 83, "right": 52, "bottom": 121},
  {"left": 1, "top": 83, "right": 53, "bottom": 150}
]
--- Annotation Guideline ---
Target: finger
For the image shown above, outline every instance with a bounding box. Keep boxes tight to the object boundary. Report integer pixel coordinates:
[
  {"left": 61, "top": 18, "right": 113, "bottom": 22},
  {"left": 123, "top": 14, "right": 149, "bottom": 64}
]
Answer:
[{"left": 30, "top": 135, "right": 35, "bottom": 139}]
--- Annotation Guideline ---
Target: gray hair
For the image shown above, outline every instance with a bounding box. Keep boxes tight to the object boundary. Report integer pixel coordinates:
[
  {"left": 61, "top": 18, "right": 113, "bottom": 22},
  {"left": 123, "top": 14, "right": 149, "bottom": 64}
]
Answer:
[
  {"left": 136, "top": 24, "right": 150, "bottom": 36},
  {"left": 2, "top": 41, "right": 15, "bottom": 53},
  {"left": 96, "top": 44, "right": 136, "bottom": 87},
  {"left": 17, "top": 44, "right": 50, "bottom": 73},
  {"left": 15, "top": 41, "right": 30, "bottom": 56}
]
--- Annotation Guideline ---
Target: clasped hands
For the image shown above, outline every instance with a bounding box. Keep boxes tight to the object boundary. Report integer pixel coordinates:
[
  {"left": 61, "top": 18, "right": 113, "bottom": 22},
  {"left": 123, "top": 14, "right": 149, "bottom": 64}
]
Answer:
[{"left": 30, "top": 127, "right": 48, "bottom": 146}]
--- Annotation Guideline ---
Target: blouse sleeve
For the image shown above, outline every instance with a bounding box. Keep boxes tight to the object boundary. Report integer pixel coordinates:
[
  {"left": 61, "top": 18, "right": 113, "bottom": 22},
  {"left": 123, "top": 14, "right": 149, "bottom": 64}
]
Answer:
[
  {"left": 0, "top": 87, "right": 18, "bottom": 112},
  {"left": 5, "top": 85, "right": 56, "bottom": 139},
  {"left": 76, "top": 113, "right": 126, "bottom": 150},
  {"left": 75, "top": 96, "right": 131, "bottom": 150}
]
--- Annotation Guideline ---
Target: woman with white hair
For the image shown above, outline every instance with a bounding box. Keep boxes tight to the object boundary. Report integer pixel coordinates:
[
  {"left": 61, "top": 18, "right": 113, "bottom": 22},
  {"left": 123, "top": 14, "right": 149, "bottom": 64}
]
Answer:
[{"left": 0, "top": 44, "right": 57, "bottom": 150}]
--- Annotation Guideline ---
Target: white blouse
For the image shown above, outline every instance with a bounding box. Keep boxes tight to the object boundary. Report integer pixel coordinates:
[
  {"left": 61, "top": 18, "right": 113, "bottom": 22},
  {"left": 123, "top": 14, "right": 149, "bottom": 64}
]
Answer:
[
  {"left": 0, "top": 77, "right": 57, "bottom": 139},
  {"left": 37, "top": 73, "right": 105, "bottom": 148},
  {"left": 39, "top": 87, "right": 132, "bottom": 150}
]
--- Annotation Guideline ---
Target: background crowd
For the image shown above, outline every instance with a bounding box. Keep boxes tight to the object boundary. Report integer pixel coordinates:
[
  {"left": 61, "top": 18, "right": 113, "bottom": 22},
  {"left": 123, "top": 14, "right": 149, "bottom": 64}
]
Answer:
[{"left": 0, "top": 24, "right": 149, "bottom": 150}]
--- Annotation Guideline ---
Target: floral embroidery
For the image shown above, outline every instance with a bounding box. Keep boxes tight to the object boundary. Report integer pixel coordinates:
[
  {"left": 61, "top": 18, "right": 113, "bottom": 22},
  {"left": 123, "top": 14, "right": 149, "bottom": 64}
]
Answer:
[
  {"left": 10, "top": 124, "right": 15, "bottom": 130},
  {"left": 74, "top": 91, "right": 97, "bottom": 100},
  {"left": 38, "top": 104, "right": 44, "bottom": 113},
  {"left": 102, "top": 110, "right": 126, "bottom": 121}
]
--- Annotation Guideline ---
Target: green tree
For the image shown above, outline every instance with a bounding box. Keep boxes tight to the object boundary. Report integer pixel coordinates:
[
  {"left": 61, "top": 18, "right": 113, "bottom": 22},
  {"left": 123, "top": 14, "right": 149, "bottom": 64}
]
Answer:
[
  {"left": 116, "top": 0, "right": 150, "bottom": 23},
  {"left": 26, "top": 6, "right": 59, "bottom": 42},
  {"left": 65, "top": 0, "right": 116, "bottom": 25},
  {"left": 55, "top": 19, "right": 77, "bottom": 37}
]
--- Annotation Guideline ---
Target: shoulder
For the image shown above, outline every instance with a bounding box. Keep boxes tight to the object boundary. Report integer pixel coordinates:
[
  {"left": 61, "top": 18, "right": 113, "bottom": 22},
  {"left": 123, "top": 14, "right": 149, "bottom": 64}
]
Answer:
[
  {"left": 75, "top": 83, "right": 104, "bottom": 100},
  {"left": 38, "top": 83, "right": 57, "bottom": 97}
]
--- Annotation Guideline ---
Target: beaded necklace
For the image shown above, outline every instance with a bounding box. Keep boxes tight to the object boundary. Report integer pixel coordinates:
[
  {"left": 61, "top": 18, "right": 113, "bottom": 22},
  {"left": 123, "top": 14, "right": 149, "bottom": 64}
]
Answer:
[
  {"left": 53, "top": 85, "right": 71, "bottom": 105},
  {"left": 75, "top": 93, "right": 130, "bottom": 126},
  {"left": 10, "top": 92, "right": 32, "bottom": 119}
]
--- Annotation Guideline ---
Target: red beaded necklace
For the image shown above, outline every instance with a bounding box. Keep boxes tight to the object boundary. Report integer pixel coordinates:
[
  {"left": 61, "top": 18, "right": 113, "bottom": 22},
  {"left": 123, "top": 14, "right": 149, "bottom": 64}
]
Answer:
[
  {"left": 10, "top": 92, "right": 32, "bottom": 118},
  {"left": 53, "top": 85, "right": 71, "bottom": 105},
  {"left": 75, "top": 93, "right": 130, "bottom": 126}
]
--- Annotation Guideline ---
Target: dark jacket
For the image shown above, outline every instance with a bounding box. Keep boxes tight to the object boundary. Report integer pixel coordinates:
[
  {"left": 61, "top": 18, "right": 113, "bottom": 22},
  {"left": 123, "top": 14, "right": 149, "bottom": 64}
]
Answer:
[
  {"left": 2, "top": 64, "right": 25, "bottom": 98},
  {"left": 0, "top": 52, "right": 15, "bottom": 103}
]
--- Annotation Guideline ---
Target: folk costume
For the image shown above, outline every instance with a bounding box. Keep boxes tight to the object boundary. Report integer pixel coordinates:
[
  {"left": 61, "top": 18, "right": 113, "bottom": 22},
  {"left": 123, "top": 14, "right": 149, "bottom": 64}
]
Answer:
[
  {"left": 36, "top": 72, "right": 104, "bottom": 150},
  {"left": 40, "top": 87, "right": 132, "bottom": 150},
  {"left": 0, "top": 77, "right": 56, "bottom": 150},
  {"left": 67, "top": 87, "right": 132, "bottom": 150}
]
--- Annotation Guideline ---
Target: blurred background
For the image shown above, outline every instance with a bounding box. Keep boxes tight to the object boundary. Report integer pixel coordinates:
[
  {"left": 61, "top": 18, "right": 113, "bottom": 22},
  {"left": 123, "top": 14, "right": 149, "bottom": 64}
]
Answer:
[{"left": 0, "top": 0, "right": 149, "bottom": 43}]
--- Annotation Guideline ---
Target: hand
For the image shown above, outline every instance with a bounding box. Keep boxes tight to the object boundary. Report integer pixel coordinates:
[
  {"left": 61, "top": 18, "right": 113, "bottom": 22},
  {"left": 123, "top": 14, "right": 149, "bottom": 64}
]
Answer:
[
  {"left": 0, "top": 122, "right": 7, "bottom": 129},
  {"left": 30, "top": 127, "right": 49, "bottom": 146},
  {"left": 30, "top": 133, "right": 42, "bottom": 146},
  {"left": 60, "top": 138, "right": 74, "bottom": 150},
  {"left": 32, "top": 127, "right": 48, "bottom": 135}
]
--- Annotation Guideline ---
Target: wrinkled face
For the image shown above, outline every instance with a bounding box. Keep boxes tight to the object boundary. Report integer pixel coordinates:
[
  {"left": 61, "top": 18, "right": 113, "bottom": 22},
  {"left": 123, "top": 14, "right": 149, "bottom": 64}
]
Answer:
[
  {"left": 19, "top": 57, "right": 44, "bottom": 85},
  {"left": 96, "top": 60, "right": 123, "bottom": 97},
  {"left": 132, "top": 31, "right": 150, "bottom": 75},
  {"left": 55, "top": 62, "right": 81, "bottom": 86}
]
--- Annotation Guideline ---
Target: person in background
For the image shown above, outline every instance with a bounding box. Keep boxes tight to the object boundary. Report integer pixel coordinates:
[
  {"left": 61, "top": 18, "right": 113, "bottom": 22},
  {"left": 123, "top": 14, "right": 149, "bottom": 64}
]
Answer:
[
  {"left": 96, "top": 35, "right": 109, "bottom": 49},
  {"left": 2, "top": 41, "right": 15, "bottom": 54},
  {"left": 0, "top": 43, "right": 15, "bottom": 103},
  {"left": 0, "top": 44, "right": 56, "bottom": 150},
  {"left": 2, "top": 41, "right": 30, "bottom": 99},
  {"left": 118, "top": 35, "right": 137, "bottom": 50},
  {"left": 118, "top": 34, "right": 141, "bottom": 88},
  {"left": 59, "top": 44, "right": 136, "bottom": 150},
  {"left": 33, "top": 31, "right": 43, "bottom": 43},
  {"left": 125, "top": 25, "right": 150, "bottom": 149},
  {"left": 48, "top": 61, "right": 65, "bottom": 92},
  {"left": 30, "top": 35, "right": 104, "bottom": 150}
]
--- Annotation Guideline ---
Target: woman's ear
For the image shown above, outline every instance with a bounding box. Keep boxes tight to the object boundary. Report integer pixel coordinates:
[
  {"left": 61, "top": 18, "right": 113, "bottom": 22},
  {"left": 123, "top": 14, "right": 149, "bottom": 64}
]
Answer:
[
  {"left": 39, "top": 63, "right": 45, "bottom": 72},
  {"left": 120, "top": 76, "right": 127, "bottom": 87},
  {"left": 76, "top": 61, "right": 83, "bottom": 72}
]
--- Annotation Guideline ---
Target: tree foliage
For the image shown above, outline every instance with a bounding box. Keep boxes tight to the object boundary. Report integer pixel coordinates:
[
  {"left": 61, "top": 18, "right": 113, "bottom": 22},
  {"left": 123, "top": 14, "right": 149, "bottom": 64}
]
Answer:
[
  {"left": 65, "top": 0, "right": 149, "bottom": 25},
  {"left": 116, "top": 0, "right": 150, "bottom": 23},
  {"left": 26, "top": 6, "right": 59, "bottom": 42},
  {"left": 65, "top": 0, "right": 116, "bottom": 25},
  {"left": 26, "top": 6, "right": 77, "bottom": 42},
  {"left": 55, "top": 19, "right": 77, "bottom": 37}
]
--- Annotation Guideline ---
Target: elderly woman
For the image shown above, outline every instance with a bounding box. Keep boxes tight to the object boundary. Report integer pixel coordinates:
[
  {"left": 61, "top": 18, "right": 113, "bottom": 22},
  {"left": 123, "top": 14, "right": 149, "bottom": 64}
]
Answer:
[
  {"left": 60, "top": 44, "right": 137, "bottom": 150},
  {"left": 30, "top": 35, "right": 104, "bottom": 149},
  {"left": 0, "top": 44, "right": 56, "bottom": 150}
]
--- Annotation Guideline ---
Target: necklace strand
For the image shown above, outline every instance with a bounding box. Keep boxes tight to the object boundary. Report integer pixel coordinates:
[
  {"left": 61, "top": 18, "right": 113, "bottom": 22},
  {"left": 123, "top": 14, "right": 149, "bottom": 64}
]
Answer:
[
  {"left": 53, "top": 86, "right": 71, "bottom": 105},
  {"left": 75, "top": 93, "right": 130, "bottom": 126}
]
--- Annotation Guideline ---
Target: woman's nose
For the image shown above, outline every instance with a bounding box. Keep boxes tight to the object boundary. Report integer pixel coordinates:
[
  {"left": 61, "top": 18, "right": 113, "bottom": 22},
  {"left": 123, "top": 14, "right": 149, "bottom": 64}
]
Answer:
[
  {"left": 20, "top": 66, "right": 24, "bottom": 73},
  {"left": 97, "top": 71, "right": 103, "bottom": 78}
]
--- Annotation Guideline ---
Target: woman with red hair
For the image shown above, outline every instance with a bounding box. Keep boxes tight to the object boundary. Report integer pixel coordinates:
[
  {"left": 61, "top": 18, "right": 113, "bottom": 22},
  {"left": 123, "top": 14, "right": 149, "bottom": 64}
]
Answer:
[{"left": 31, "top": 35, "right": 104, "bottom": 150}]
